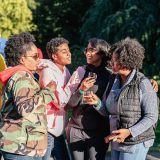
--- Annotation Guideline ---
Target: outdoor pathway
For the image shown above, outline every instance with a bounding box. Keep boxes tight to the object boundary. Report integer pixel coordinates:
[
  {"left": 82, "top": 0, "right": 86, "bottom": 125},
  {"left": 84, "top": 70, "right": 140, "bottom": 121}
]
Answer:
[{"left": 49, "top": 151, "right": 160, "bottom": 160}]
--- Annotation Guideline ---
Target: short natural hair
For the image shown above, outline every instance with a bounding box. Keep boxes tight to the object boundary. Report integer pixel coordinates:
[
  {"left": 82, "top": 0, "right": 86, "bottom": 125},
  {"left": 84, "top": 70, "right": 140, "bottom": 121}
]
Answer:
[
  {"left": 5, "top": 32, "right": 36, "bottom": 66},
  {"left": 88, "top": 38, "right": 111, "bottom": 65},
  {"left": 110, "top": 37, "right": 145, "bottom": 69},
  {"left": 46, "top": 37, "right": 69, "bottom": 59}
]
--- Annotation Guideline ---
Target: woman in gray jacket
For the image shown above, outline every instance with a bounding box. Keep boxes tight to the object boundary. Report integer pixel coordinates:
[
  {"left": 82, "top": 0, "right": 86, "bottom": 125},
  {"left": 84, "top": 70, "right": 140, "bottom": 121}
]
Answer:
[{"left": 85, "top": 37, "right": 158, "bottom": 160}]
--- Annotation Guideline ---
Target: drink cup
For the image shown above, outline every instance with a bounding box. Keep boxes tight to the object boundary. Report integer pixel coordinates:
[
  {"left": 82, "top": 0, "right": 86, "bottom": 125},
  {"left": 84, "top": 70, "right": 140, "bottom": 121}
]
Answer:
[
  {"left": 88, "top": 72, "right": 97, "bottom": 79},
  {"left": 82, "top": 90, "right": 91, "bottom": 104}
]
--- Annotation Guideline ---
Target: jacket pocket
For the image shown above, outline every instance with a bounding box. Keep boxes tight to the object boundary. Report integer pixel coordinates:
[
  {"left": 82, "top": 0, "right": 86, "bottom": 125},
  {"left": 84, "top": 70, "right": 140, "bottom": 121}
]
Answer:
[{"left": 26, "top": 126, "right": 47, "bottom": 150}]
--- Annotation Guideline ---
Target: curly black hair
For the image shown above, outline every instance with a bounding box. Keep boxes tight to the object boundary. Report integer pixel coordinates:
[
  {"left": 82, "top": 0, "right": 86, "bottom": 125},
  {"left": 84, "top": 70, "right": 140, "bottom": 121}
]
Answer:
[
  {"left": 88, "top": 38, "right": 111, "bottom": 66},
  {"left": 110, "top": 37, "right": 145, "bottom": 70},
  {"left": 46, "top": 37, "right": 69, "bottom": 59},
  {"left": 5, "top": 32, "right": 36, "bottom": 66}
]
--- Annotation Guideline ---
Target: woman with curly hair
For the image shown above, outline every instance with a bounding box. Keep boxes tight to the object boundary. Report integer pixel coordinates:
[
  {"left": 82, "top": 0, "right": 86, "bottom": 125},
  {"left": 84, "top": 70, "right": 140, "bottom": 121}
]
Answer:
[
  {"left": 0, "top": 32, "right": 56, "bottom": 160},
  {"left": 84, "top": 37, "right": 158, "bottom": 160}
]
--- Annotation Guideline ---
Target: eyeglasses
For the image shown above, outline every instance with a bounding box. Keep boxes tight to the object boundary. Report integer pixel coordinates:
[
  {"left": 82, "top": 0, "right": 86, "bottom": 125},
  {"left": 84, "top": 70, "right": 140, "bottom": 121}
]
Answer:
[
  {"left": 23, "top": 54, "right": 39, "bottom": 60},
  {"left": 84, "top": 47, "right": 97, "bottom": 54}
]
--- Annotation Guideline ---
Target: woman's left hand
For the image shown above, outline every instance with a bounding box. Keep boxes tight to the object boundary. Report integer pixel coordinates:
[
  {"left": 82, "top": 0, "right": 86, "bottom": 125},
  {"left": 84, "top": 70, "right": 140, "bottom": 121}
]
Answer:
[
  {"left": 37, "top": 61, "right": 48, "bottom": 73},
  {"left": 111, "top": 129, "right": 131, "bottom": 143},
  {"left": 83, "top": 91, "right": 100, "bottom": 105}
]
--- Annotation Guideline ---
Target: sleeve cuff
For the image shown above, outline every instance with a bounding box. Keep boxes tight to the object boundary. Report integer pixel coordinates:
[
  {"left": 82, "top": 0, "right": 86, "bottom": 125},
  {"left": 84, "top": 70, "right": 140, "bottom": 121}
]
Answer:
[
  {"left": 94, "top": 99, "right": 102, "bottom": 109},
  {"left": 129, "top": 127, "right": 136, "bottom": 138},
  {"left": 79, "top": 89, "right": 84, "bottom": 95}
]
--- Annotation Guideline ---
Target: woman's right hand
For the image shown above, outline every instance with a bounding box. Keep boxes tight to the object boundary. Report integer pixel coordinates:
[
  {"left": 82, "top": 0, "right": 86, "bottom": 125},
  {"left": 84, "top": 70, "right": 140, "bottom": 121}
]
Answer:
[
  {"left": 36, "top": 61, "right": 48, "bottom": 73},
  {"left": 79, "top": 77, "right": 96, "bottom": 92},
  {"left": 104, "top": 133, "right": 118, "bottom": 143},
  {"left": 83, "top": 91, "right": 100, "bottom": 105}
]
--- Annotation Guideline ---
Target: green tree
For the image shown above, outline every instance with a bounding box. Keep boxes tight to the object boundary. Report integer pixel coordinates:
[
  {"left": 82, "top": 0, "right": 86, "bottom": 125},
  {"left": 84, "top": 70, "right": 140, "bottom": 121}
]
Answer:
[
  {"left": 0, "top": 0, "right": 36, "bottom": 38},
  {"left": 81, "top": 0, "right": 160, "bottom": 151},
  {"left": 32, "top": 0, "right": 93, "bottom": 58},
  {"left": 81, "top": 0, "right": 160, "bottom": 78}
]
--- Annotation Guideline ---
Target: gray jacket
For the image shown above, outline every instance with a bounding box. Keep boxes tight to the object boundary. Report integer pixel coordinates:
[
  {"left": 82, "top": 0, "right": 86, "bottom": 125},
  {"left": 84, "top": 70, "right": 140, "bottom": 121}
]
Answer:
[
  {"left": 117, "top": 71, "right": 156, "bottom": 144},
  {"left": 95, "top": 69, "right": 158, "bottom": 152}
]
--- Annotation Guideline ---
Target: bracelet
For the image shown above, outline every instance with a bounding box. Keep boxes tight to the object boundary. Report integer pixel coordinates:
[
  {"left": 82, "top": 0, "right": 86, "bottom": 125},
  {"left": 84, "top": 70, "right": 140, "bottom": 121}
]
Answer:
[
  {"left": 79, "top": 89, "right": 84, "bottom": 95},
  {"left": 96, "top": 99, "right": 101, "bottom": 107}
]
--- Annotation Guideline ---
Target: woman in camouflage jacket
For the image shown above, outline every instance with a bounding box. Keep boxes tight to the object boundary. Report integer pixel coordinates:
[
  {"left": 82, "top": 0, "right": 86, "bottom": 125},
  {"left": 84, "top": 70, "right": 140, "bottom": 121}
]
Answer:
[{"left": 0, "top": 32, "right": 55, "bottom": 160}]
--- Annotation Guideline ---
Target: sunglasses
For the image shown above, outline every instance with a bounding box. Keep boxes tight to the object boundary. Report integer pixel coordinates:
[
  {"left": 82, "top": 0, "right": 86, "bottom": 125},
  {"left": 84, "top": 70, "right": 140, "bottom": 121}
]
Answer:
[
  {"left": 84, "top": 47, "right": 97, "bottom": 54},
  {"left": 24, "top": 54, "right": 39, "bottom": 60}
]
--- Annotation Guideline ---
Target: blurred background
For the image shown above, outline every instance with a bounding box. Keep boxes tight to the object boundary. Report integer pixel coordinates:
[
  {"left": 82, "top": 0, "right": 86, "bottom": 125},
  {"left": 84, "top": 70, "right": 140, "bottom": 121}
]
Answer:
[{"left": 0, "top": 0, "right": 159, "bottom": 155}]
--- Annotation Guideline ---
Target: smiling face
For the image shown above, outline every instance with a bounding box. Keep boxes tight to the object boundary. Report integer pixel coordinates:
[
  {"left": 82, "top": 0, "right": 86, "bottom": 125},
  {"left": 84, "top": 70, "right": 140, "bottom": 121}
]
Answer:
[
  {"left": 52, "top": 43, "right": 71, "bottom": 66},
  {"left": 20, "top": 44, "right": 40, "bottom": 71},
  {"left": 85, "top": 43, "right": 103, "bottom": 67}
]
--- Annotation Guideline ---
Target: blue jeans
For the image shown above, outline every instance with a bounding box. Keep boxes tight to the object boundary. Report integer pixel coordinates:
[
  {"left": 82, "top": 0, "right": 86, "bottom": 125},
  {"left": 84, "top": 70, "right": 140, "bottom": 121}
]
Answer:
[
  {"left": 42, "top": 133, "right": 54, "bottom": 160},
  {"left": 42, "top": 133, "right": 70, "bottom": 160},
  {"left": 1, "top": 150, "right": 42, "bottom": 160},
  {"left": 111, "top": 143, "right": 149, "bottom": 160}
]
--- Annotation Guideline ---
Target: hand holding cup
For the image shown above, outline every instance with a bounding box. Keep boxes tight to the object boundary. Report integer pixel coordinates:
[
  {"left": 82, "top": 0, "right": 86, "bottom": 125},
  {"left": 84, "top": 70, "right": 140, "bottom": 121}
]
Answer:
[
  {"left": 88, "top": 72, "right": 97, "bottom": 80},
  {"left": 82, "top": 91, "right": 99, "bottom": 105}
]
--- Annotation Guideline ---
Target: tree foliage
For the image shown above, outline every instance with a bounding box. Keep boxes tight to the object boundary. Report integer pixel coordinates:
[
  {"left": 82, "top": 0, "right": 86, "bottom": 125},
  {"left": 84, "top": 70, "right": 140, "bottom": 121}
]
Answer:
[
  {"left": 0, "top": 0, "right": 36, "bottom": 38},
  {"left": 32, "top": 0, "right": 93, "bottom": 57},
  {"left": 81, "top": 0, "right": 160, "bottom": 78},
  {"left": 2, "top": 0, "right": 159, "bottom": 78}
]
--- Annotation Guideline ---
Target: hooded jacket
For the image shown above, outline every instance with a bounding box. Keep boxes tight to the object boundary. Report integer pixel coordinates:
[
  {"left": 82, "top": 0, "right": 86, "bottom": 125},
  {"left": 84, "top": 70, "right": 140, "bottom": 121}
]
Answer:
[{"left": 0, "top": 66, "right": 55, "bottom": 156}]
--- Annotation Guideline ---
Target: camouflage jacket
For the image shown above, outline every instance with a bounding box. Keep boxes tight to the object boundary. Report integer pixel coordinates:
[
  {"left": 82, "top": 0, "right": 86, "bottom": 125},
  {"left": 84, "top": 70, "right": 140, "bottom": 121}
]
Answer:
[{"left": 0, "top": 71, "right": 55, "bottom": 156}]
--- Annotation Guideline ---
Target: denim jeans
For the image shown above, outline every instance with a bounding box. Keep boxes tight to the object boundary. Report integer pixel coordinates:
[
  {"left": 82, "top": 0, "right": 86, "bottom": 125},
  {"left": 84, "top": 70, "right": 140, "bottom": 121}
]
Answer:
[
  {"left": 42, "top": 132, "right": 70, "bottom": 160},
  {"left": 111, "top": 143, "right": 149, "bottom": 160},
  {"left": 42, "top": 133, "right": 54, "bottom": 160},
  {"left": 1, "top": 150, "right": 42, "bottom": 160}
]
